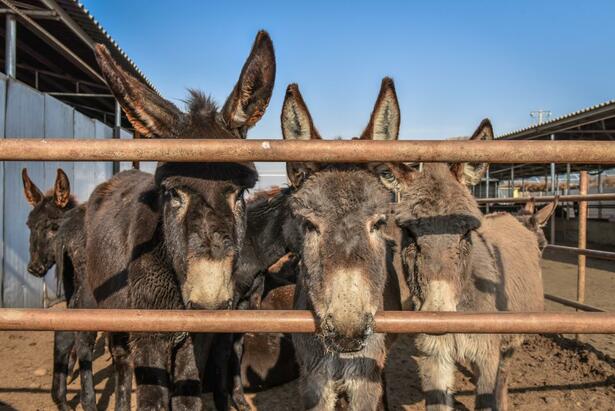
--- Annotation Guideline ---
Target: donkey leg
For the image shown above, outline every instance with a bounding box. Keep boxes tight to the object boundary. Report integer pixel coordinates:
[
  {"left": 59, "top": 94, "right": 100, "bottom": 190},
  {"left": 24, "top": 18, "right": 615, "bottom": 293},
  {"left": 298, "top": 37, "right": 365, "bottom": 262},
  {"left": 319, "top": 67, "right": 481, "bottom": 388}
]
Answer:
[
  {"left": 418, "top": 355, "right": 455, "bottom": 411},
  {"left": 494, "top": 348, "right": 514, "bottom": 411},
  {"left": 229, "top": 333, "right": 250, "bottom": 411},
  {"left": 171, "top": 334, "right": 203, "bottom": 411},
  {"left": 474, "top": 351, "right": 500, "bottom": 411},
  {"left": 133, "top": 336, "right": 172, "bottom": 410},
  {"left": 109, "top": 332, "right": 132, "bottom": 411},
  {"left": 75, "top": 330, "right": 97, "bottom": 411},
  {"left": 51, "top": 331, "right": 74, "bottom": 411}
]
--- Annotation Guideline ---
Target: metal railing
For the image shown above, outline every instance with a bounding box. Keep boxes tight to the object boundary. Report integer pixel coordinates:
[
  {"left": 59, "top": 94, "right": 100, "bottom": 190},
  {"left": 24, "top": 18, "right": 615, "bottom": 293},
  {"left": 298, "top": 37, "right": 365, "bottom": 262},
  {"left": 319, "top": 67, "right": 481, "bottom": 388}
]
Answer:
[{"left": 0, "top": 138, "right": 613, "bottom": 333}]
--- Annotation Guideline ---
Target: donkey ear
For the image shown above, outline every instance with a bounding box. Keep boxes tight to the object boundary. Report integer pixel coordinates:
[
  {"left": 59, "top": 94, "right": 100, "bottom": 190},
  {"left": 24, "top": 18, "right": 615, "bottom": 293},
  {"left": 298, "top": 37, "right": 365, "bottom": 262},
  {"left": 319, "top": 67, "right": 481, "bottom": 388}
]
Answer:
[
  {"left": 53, "top": 169, "right": 71, "bottom": 208},
  {"left": 450, "top": 119, "right": 494, "bottom": 186},
  {"left": 523, "top": 199, "right": 536, "bottom": 214},
  {"left": 360, "top": 77, "right": 400, "bottom": 141},
  {"left": 94, "top": 44, "right": 181, "bottom": 138},
  {"left": 22, "top": 168, "right": 43, "bottom": 207},
  {"left": 222, "top": 30, "right": 276, "bottom": 134},
  {"left": 533, "top": 197, "right": 558, "bottom": 227},
  {"left": 281, "top": 84, "right": 321, "bottom": 188}
]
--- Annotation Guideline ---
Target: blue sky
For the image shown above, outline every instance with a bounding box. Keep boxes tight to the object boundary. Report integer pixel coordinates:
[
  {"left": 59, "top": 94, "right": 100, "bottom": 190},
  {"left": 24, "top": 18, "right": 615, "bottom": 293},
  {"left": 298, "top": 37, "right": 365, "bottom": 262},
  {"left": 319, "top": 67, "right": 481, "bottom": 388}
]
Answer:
[{"left": 86, "top": 1, "right": 615, "bottom": 141}]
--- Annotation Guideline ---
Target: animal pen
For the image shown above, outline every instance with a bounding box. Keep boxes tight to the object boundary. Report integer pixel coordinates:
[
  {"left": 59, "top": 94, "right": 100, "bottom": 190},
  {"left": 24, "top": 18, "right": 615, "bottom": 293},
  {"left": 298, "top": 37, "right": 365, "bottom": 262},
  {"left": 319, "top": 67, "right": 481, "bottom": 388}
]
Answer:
[{"left": 0, "top": 138, "right": 614, "bottom": 335}]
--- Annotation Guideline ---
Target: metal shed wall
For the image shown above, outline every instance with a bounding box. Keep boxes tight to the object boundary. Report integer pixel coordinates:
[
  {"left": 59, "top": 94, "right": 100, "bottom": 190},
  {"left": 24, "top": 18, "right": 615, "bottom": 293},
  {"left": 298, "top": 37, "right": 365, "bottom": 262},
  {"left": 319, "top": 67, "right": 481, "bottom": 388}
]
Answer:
[{"left": 1, "top": 78, "right": 123, "bottom": 307}]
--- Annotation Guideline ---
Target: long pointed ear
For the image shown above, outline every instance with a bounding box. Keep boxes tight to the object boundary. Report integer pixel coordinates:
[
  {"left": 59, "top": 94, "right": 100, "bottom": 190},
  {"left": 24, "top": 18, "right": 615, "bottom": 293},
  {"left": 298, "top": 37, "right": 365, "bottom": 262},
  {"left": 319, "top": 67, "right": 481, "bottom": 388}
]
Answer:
[
  {"left": 450, "top": 119, "right": 493, "bottom": 185},
  {"left": 533, "top": 196, "right": 558, "bottom": 227},
  {"left": 53, "top": 169, "right": 71, "bottom": 209},
  {"left": 281, "top": 84, "right": 321, "bottom": 188},
  {"left": 360, "top": 77, "right": 400, "bottom": 140},
  {"left": 94, "top": 44, "right": 181, "bottom": 138},
  {"left": 222, "top": 30, "right": 276, "bottom": 134},
  {"left": 22, "top": 168, "right": 43, "bottom": 207}
]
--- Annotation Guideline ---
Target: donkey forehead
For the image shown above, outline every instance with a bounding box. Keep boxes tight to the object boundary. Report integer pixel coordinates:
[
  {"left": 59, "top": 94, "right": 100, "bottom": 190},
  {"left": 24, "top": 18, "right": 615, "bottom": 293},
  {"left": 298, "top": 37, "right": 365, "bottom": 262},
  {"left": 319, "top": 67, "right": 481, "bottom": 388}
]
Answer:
[
  {"left": 28, "top": 198, "right": 64, "bottom": 221},
  {"left": 293, "top": 170, "right": 389, "bottom": 216},
  {"left": 155, "top": 162, "right": 257, "bottom": 190}
]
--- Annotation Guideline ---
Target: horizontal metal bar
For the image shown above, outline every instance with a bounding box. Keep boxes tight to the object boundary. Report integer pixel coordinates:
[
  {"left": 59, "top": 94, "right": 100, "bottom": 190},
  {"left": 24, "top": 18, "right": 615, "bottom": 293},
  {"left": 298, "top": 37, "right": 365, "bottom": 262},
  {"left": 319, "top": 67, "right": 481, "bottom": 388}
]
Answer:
[
  {"left": 477, "top": 193, "right": 615, "bottom": 204},
  {"left": 0, "top": 139, "right": 615, "bottom": 163},
  {"left": 544, "top": 293, "right": 605, "bottom": 312},
  {"left": 546, "top": 244, "right": 615, "bottom": 261},
  {"left": 0, "top": 309, "right": 614, "bottom": 334},
  {"left": 47, "top": 92, "right": 114, "bottom": 98}
]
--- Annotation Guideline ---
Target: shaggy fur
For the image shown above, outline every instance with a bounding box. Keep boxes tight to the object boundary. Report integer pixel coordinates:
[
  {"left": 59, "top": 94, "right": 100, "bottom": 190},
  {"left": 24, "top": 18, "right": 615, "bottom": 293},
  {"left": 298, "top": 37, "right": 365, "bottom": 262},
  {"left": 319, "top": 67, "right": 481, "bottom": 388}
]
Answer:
[
  {"left": 390, "top": 161, "right": 544, "bottom": 411},
  {"left": 86, "top": 32, "right": 275, "bottom": 410}
]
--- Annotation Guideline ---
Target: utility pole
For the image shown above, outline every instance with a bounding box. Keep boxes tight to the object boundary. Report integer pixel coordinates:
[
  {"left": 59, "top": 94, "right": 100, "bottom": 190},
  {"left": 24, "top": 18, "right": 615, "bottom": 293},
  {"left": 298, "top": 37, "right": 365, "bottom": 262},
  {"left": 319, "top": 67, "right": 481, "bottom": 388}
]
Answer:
[{"left": 530, "top": 110, "right": 551, "bottom": 125}]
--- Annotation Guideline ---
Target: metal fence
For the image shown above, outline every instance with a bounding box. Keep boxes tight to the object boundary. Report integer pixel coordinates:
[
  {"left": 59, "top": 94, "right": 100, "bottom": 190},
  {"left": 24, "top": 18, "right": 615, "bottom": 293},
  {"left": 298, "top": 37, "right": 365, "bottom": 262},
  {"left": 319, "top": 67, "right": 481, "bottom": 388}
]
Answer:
[{"left": 0, "top": 138, "right": 614, "bottom": 333}]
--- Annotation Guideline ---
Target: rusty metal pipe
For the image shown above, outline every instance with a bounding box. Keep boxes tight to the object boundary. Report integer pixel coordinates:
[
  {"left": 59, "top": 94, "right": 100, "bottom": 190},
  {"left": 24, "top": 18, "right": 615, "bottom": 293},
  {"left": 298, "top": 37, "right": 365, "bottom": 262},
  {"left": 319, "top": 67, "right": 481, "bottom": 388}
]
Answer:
[
  {"left": 544, "top": 293, "right": 605, "bottom": 312},
  {"left": 546, "top": 244, "right": 615, "bottom": 261},
  {"left": 477, "top": 193, "right": 615, "bottom": 204},
  {"left": 1, "top": 309, "right": 615, "bottom": 334},
  {"left": 577, "top": 171, "right": 588, "bottom": 306},
  {"left": 1, "top": 139, "right": 615, "bottom": 163}
]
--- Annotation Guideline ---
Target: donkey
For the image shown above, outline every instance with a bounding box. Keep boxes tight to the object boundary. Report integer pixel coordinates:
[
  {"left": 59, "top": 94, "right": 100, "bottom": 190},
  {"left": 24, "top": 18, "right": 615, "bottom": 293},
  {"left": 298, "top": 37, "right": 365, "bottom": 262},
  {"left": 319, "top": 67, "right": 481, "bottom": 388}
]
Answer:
[
  {"left": 282, "top": 79, "right": 402, "bottom": 410},
  {"left": 514, "top": 198, "right": 558, "bottom": 252},
  {"left": 378, "top": 120, "right": 544, "bottom": 411},
  {"left": 85, "top": 31, "right": 275, "bottom": 410},
  {"left": 21, "top": 168, "right": 96, "bottom": 411}
]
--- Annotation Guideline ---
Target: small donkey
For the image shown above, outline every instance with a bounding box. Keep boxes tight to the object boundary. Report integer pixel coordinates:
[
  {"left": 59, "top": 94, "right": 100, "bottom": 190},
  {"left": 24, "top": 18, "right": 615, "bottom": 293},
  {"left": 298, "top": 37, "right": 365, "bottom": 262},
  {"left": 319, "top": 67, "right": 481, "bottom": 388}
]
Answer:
[
  {"left": 378, "top": 120, "right": 544, "bottom": 411},
  {"left": 514, "top": 198, "right": 558, "bottom": 252},
  {"left": 283, "top": 79, "right": 402, "bottom": 410},
  {"left": 22, "top": 168, "right": 95, "bottom": 411}
]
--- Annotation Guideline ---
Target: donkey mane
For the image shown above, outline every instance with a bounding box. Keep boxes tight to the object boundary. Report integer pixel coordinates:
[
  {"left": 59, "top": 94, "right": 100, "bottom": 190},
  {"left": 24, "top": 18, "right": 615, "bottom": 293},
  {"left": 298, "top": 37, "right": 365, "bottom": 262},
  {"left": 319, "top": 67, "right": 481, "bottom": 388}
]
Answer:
[{"left": 185, "top": 89, "right": 218, "bottom": 121}]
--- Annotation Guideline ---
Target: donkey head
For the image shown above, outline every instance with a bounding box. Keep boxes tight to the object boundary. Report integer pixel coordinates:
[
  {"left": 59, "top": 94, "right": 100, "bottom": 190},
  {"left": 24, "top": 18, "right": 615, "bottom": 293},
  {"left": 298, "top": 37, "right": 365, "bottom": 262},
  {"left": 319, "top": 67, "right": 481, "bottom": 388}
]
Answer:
[
  {"left": 95, "top": 31, "right": 275, "bottom": 309},
  {"left": 282, "top": 78, "right": 400, "bottom": 352},
  {"left": 22, "top": 168, "right": 75, "bottom": 277},
  {"left": 378, "top": 120, "right": 493, "bottom": 310},
  {"left": 516, "top": 197, "right": 558, "bottom": 252}
]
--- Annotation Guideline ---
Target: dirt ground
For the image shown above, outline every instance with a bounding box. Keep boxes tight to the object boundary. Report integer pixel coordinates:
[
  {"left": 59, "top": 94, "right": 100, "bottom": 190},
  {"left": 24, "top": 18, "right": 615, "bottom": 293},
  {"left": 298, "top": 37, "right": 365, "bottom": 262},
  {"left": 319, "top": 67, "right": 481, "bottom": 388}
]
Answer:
[{"left": 1, "top": 249, "right": 614, "bottom": 410}]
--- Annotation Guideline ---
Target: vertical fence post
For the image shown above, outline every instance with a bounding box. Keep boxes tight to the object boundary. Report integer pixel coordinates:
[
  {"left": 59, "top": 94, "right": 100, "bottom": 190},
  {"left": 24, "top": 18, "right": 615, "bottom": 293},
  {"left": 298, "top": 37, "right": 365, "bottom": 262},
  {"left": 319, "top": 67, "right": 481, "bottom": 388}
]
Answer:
[
  {"left": 132, "top": 131, "right": 141, "bottom": 170},
  {"left": 577, "top": 171, "right": 588, "bottom": 305},
  {"left": 598, "top": 170, "right": 603, "bottom": 220},
  {"left": 509, "top": 165, "right": 514, "bottom": 197},
  {"left": 550, "top": 135, "right": 556, "bottom": 244},
  {"left": 576, "top": 170, "right": 588, "bottom": 340}
]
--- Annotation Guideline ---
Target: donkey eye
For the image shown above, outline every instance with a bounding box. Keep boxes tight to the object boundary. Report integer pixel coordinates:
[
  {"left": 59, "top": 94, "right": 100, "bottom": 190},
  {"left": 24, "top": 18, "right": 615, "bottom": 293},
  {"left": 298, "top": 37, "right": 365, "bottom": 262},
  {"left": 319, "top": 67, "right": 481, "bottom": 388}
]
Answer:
[
  {"left": 370, "top": 215, "right": 387, "bottom": 232},
  {"left": 302, "top": 219, "right": 320, "bottom": 235},
  {"left": 164, "top": 188, "right": 183, "bottom": 208},
  {"left": 50, "top": 223, "right": 59, "bottom": 232}
]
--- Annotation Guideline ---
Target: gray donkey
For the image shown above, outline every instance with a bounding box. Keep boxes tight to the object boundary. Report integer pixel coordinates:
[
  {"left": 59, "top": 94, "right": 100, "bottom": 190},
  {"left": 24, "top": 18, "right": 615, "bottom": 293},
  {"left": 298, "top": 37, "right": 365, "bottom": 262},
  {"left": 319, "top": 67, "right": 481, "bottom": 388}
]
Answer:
[
  {"left": 378, "top": 120, "right": 544, "bottom": 411},
  {"left": 85, "top": 32, "right": 275, "bottom": 410},
  {"left": 283, "top": 79, "right": 402, "bottom": 410}
]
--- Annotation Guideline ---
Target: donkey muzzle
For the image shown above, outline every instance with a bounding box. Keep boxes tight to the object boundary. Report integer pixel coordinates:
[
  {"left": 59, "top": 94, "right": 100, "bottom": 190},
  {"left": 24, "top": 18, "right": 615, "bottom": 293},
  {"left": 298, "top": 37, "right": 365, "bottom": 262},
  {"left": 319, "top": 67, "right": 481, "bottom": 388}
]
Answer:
[
  {"left": 183, "top": 257, "right": 234, "bottom": 310},
  {"left": 320, "top": 312, "right": 375, "bottom": 353}
]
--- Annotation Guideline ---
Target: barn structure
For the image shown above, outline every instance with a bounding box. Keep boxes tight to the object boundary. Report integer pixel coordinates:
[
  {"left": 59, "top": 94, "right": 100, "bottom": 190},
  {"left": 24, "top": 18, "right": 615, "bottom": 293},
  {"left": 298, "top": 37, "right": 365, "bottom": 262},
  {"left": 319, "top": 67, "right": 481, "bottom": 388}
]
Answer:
[
  {"left": 474, "top": 101, "right": 615, "bottom": 246},
  {"left": 0, "top": 0, "right": 159, "bottom": 307}
]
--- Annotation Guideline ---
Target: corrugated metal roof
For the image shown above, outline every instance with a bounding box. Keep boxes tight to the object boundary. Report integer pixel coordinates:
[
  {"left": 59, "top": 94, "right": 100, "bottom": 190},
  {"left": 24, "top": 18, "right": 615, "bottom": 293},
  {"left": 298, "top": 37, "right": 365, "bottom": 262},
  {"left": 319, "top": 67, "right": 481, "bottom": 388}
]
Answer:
[
  {"left": 55, "top": 0, "right": 158, "bottom": 93},
  {"left": 497, "top": 99, "right": 615, "bottom": 139}
]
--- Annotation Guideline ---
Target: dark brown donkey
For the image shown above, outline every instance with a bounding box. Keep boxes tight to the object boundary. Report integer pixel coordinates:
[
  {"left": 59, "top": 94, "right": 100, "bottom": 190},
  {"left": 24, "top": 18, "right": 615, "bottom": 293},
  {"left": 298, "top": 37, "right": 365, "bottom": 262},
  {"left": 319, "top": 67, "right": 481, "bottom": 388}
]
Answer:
[
  {"left": 283, "top": 80, "right": 402, "bottom": 410},
  {"left": 22, "top": 169, "right": 95, "bottom": 411},
  {"left": 379, "top": 120, "right": 544, "bottom": 411},
  {"left": 85, "top": 32, "right": 275, "bottom": 410}
]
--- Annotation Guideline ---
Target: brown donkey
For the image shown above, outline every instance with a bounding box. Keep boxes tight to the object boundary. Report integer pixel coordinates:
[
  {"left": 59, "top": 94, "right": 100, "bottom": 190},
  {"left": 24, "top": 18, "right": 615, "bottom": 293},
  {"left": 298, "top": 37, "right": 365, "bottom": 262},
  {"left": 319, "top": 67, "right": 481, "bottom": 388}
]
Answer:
[
  {"left": 22, "top": 169, "right": 94, "bottom": 410},
  {"left": 378, "top": 120, "right": 544, "bottom": 411},
  {"left": 283, "top": 79, "right": 402, "bottom": 410},
  {"left": 85, "top": 32, "right": 275, "bottom": 410},
  {"left": 514, "top": 198, "right": 558, "bottom": 253}
]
